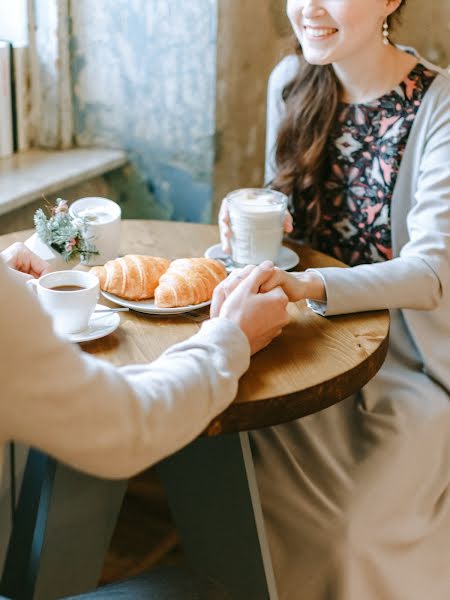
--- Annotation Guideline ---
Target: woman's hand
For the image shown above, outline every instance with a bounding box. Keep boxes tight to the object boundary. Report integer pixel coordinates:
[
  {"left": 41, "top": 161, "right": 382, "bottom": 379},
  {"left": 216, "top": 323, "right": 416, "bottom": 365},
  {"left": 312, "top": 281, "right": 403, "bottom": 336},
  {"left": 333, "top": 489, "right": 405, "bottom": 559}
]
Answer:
[
  {"left": 1, "top": 242, "right": 51, "bottom": 278},
  {"left": 210, "top": 263, "right": 259, "bottom": 316},
  {"left": 219, "top": 196, "right": 294, "bottom": 253},
  {"left": 259, "top": 268, "right": 327, "bottom": 303}
]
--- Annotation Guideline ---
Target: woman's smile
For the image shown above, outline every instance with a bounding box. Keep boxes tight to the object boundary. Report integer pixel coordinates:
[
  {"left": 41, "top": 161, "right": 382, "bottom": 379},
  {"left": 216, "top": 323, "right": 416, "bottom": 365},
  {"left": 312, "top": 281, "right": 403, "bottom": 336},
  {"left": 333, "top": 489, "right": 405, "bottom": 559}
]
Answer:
[{"left": 303, "top": 25, "right": 338, "bottom": 41}]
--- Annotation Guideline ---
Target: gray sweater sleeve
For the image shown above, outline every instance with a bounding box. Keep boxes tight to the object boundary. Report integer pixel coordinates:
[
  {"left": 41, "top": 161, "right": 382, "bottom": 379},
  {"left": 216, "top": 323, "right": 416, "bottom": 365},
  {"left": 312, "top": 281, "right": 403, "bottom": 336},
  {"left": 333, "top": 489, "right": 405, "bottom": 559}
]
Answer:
[
  {"left": 311, "top": 78, "right": 450, "bottom": 316},
  {"left": 264, "top": 55, "right": 299, "bottom": 185},
  {"left": 0, "top": 261, "right": 250, "bottom": 479},
  {"left": 265, "top": 56, "right": 449, "bottom": 316}
]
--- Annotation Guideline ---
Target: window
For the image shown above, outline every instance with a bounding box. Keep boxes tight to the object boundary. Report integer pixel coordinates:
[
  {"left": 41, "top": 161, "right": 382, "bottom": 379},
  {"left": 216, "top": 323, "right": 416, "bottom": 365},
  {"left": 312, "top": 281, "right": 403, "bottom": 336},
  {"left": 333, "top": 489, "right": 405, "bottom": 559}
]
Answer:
[
  {"left": 0, "top": 0, "right": 28, "bottom": 46},
  {"left": 0, "top": 0, "right": 72, "bottom": 151}
]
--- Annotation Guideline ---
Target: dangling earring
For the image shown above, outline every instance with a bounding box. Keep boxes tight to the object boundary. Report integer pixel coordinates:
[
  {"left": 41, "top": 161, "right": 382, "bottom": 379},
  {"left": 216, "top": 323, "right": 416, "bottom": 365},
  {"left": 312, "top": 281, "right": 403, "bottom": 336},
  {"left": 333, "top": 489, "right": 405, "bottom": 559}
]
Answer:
[{"left": 382, "top": 20, "right": 390, "bottom": 45}]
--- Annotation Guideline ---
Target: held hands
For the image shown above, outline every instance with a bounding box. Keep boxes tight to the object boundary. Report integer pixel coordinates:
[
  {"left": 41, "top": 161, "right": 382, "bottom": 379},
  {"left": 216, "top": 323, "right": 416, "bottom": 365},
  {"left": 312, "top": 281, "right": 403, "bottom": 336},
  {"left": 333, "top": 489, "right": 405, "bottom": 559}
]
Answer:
[
  {"left": 211, "top": 262, "right": 327, "bottom": 354},
  {"left": 258, "top": 267, "right": 327, "bottom": 303},
  {"left": 219, "top": 197, "right": 294, "bottom": 254},
  {"left": 212, "top": 262, "right": 290, "bottom": 355},
  {"left": 1, "top": 242, "right": 51, "bottom": 278}
]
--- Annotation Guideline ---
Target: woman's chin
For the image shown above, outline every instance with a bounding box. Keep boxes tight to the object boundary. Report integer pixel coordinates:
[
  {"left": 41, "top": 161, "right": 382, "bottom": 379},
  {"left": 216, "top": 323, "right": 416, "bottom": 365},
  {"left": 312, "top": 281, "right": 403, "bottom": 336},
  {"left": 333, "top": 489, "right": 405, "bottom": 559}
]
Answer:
[
  {"left": 299, "top": 40, "right": 336, "bottom": 66},
  {"left": 302, "top": 50, "right": 333, "bottom": 66}
]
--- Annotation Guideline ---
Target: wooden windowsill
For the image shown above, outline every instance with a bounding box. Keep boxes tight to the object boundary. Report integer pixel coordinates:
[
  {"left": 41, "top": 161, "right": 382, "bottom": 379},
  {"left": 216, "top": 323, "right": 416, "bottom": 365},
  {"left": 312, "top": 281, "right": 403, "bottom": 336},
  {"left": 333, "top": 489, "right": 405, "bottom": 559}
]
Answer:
[{"left": 0, "top": 148, "right": 128, "bottom": 217}]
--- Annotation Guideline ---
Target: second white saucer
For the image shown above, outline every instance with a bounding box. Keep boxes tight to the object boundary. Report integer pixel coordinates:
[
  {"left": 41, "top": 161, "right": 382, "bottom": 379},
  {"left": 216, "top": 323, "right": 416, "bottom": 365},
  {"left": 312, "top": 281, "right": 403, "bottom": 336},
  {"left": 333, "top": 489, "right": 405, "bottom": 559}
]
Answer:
[{"left": 204, "top": 244, "right": 300, "bottom": 272}]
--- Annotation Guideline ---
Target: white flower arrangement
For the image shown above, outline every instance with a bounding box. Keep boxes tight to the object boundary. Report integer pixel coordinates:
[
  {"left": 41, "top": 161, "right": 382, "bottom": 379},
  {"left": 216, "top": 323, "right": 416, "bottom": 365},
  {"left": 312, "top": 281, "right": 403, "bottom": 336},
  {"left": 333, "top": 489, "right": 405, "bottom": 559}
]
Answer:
[{"left": 34, "top": 198, "right": 98, "bottom": 263}]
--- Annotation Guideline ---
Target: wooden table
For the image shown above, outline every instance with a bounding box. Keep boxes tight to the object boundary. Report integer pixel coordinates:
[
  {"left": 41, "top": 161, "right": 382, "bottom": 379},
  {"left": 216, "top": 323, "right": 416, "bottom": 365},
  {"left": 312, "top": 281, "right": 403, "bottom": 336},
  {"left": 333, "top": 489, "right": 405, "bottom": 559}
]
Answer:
[{"left": 0, "top": 221, "right": 389, "bottom": 600}]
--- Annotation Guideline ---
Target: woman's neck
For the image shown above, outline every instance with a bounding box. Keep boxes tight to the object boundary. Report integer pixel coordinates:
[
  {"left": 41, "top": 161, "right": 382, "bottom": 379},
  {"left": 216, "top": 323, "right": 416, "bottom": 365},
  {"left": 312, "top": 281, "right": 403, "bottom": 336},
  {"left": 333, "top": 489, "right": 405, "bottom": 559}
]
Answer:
[{"left": 333, "top": 43, "right": 417, "bottom": 104}]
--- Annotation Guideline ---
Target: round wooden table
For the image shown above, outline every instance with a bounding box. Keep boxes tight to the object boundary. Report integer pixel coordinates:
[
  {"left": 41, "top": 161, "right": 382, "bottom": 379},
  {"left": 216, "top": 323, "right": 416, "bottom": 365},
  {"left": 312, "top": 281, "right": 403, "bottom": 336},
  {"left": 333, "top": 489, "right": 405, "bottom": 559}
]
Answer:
[
  {"left": 1, "top": 219, "right": 389, "bottom": 434},
  {"left": 0, "top": 220, "right": 389, "bottom": 600}
]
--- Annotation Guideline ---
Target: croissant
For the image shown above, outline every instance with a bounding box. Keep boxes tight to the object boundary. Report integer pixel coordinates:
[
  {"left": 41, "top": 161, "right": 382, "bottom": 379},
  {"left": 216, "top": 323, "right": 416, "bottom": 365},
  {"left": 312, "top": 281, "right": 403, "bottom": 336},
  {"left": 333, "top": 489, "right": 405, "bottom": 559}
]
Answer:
[
  {"left": 91, "top": 255, "right": 170, "bottom": 301},
  {"left": 154, "top": 258, "right": 227, "bottom": 308}
]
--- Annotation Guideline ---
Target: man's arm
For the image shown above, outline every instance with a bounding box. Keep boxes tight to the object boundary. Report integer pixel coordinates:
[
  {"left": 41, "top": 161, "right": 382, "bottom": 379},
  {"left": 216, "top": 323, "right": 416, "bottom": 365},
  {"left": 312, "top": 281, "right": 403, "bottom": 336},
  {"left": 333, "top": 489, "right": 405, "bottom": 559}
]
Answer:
[{"left": 0, "top": 260, "right": 289, "bottom": 479}]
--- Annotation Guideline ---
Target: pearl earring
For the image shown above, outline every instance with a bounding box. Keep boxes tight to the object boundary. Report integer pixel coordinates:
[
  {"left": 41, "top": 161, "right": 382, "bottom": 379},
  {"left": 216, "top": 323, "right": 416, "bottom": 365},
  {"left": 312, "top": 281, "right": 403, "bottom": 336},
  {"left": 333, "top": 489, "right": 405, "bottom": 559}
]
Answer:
[{"left": 383, "top": 20, "right": 389, "bottom": 45}]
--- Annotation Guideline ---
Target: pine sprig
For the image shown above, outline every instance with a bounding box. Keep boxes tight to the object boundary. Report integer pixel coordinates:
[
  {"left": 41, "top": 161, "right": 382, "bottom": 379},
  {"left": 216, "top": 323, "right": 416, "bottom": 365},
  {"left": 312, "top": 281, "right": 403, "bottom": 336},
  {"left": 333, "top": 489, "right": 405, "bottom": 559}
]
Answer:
[{"left": 34, "top": 198, "right": 98, "bottom": 262}]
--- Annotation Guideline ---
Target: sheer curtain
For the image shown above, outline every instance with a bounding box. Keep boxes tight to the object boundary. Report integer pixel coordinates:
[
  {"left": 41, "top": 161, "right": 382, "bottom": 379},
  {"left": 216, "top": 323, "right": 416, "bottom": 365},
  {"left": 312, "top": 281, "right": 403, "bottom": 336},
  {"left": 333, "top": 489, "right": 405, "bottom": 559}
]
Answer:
[
  {"left": 28, "top": 0, "right": 73, "bottom": 148},
  {"left": 0, "top": 0, "right": 73, "bottom": 149}
]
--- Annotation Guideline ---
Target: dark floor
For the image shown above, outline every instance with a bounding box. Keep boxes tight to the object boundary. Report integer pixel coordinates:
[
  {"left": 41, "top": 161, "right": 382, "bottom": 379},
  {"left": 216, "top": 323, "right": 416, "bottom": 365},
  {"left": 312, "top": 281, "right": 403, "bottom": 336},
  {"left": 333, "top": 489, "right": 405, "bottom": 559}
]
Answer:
[{"left": 100, "top": 467, "right": 184, "bottom": 585}]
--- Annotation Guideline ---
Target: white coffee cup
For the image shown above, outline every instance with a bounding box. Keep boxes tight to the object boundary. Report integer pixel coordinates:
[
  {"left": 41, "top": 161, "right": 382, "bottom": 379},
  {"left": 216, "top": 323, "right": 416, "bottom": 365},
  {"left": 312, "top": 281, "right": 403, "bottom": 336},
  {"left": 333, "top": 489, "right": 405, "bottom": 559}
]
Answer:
[
  {"left": 226, "top": 188, "right": 288, "bottom": 266},
  {"left": 69, "top": 197, "right": 121, "bottom": 266},
  {"left": 27, "top": 270, "right": 100, "bottom": 336}
]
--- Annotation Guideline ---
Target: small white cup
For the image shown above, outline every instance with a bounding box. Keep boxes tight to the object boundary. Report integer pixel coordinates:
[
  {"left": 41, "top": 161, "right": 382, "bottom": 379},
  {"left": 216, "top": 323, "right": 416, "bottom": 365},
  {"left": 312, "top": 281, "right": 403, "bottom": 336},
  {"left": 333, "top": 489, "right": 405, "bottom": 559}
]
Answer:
[
  {"left": 226, "top": 188, "right": 288, "bottom": 266},
  {"left": 69, "top": 197, "right": 121, "bottom": 266},
  {"left": 27, "top": 270, "right": 100, "bottom": 336}
]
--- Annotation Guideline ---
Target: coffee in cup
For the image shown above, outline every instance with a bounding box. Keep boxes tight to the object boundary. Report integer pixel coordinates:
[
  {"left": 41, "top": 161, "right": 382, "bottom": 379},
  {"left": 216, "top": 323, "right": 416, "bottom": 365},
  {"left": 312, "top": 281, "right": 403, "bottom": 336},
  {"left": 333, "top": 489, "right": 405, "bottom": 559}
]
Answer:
[
  {"left": 27, "top": 270, "right": 99, "bottom": 336},
  {"left": 226, "top": 188, "right": 288, "bottom": 266},
  {"left": 49, "top": 285, "right": 86, "bottom": 292}
]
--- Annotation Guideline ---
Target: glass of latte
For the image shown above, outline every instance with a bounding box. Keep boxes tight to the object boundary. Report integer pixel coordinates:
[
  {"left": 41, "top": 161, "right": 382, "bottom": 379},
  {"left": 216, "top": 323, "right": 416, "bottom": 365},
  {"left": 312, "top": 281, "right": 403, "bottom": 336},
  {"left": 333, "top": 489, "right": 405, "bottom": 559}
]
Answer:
[{"left": 226, "top": 188, "right": 288, "bottom": 266}]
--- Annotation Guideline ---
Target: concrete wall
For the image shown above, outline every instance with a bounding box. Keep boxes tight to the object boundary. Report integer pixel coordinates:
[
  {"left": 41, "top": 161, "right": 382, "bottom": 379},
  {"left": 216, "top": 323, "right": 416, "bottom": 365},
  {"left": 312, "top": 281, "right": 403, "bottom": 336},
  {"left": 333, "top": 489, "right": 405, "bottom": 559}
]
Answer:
[
  {"left": 71, "top": 0, "right": 217, "bottom": 223},
  {"left": 213, "top": 0, "right": 289, "bottom": 218},
  {"left": 212, "top": 0, "right": 449, "bottom": 219},
  {"left": 36, "top": 0, "right": 448, "bottom": 226},
  {"left": 70, "top": 0, "right": 293, "bottom": 224},
  {"left": 394, "top": 0, "right": 450, "bottom": 67}
]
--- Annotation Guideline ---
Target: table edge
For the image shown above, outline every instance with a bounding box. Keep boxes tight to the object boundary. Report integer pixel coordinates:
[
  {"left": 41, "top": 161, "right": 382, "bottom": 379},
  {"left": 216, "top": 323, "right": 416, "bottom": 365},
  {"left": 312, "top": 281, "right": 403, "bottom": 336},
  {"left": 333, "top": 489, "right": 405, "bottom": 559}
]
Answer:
[{"left": 204, "top": 319, "right": 390, "bottom": 436}]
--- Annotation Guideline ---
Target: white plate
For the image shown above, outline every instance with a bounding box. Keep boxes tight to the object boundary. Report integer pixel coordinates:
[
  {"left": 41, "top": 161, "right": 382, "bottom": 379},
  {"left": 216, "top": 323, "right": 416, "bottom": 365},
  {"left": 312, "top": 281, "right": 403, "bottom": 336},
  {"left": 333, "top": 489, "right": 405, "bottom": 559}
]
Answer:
[
  {"left": 101, "top": 291, "right": 211, "bottom": 315},
  {"left": 63, "top": 304, "right": 121, "bottom": 343},
  {"left": 204, "top": 244, "right": 300, "bottom": 272}
]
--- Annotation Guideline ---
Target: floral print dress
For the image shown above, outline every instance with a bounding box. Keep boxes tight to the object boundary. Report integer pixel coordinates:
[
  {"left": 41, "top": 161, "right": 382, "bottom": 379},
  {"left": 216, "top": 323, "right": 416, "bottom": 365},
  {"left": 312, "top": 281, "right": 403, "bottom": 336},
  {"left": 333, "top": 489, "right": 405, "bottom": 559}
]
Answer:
[{"left": 316, "top": 63, "right": 437, "bottom": 266}]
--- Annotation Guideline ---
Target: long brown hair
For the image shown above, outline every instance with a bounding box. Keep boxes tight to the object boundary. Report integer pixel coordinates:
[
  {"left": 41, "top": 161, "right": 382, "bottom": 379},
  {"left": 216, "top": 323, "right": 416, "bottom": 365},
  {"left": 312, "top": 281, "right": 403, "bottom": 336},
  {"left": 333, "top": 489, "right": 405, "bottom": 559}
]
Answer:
[{"left": 272, "top": 2, "right": 407, "bottom": 240}]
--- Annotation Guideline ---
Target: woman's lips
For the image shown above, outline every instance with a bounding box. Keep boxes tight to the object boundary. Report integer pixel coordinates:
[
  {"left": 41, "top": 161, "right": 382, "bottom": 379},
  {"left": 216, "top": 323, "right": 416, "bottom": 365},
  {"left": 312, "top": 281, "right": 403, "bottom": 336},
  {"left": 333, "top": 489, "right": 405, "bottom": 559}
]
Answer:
[{"left": 303, "top": 26, "right": 338, "bottom": 41}]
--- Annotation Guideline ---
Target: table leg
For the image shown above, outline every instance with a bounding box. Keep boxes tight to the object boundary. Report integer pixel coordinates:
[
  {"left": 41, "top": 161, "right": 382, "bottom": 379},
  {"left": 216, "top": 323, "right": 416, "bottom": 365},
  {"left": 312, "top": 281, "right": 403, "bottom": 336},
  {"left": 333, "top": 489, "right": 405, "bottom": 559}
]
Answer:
[
  {"left": 0, "top": 449, "right": 127, "bottom": 600},
  {"left": 157, "top": 432, "right": 278, "bottom": 600}
]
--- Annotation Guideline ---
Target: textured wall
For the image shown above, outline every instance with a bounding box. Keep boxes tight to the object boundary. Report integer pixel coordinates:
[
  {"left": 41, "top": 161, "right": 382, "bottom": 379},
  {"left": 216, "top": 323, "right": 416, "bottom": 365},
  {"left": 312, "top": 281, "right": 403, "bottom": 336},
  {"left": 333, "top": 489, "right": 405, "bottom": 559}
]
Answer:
[
  {"left": 212, "top": 0, "right": 449, "bottom": 219},
  {"left": 68, "top": 0, "right": 448, "bottom": 224},
  {"left": 213, "top": 0, "right": 289, "bottom": 218},
  {"left": 394, "top": 0, "right": 450, "bottom": 67},
  {"left": 71, "top": 0, "right": 217, "bottom": 223}
]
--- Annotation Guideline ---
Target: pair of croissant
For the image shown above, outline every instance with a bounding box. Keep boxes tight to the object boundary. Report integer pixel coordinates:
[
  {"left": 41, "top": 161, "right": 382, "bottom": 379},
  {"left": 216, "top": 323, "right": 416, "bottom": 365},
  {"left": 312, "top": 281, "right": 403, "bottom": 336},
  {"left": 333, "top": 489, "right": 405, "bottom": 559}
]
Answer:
[{"left": 91, "top": 255, "right": 227, "bottom": 307}]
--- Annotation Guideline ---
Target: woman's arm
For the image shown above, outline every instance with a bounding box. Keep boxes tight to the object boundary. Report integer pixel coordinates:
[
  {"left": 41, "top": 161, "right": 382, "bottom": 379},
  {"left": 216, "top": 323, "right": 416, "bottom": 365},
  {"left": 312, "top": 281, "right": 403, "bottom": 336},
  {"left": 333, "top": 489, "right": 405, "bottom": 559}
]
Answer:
[{"left": 264, "top": 64, "right": 449, "bottom": 315}]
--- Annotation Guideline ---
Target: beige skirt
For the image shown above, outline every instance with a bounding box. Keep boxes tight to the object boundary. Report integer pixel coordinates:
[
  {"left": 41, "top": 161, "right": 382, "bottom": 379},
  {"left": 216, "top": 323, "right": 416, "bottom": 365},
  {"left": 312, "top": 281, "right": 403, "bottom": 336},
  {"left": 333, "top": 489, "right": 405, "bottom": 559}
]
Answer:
[{"left": 251, "top": 316, "right": 450, "bottom": 600}]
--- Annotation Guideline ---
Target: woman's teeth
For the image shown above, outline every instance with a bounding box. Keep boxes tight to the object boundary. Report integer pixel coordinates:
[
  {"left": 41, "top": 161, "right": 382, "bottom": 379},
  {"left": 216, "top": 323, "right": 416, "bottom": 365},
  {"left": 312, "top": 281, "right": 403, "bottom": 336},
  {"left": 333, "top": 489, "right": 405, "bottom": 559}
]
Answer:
[{"left": 304, "top": 27, "right": 337, "bottom": 38}]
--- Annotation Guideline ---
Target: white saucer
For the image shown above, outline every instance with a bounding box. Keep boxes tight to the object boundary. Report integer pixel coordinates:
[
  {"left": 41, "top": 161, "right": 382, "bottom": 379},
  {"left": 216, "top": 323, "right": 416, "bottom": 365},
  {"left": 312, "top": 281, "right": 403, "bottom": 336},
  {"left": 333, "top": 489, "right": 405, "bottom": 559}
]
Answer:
[
  {"left": 204, "top": 244, "right": 300, "bottom": 272},
  {"left": 101, "top": 291, "right": 211, "bottom": 315},
  {"left": 64, "top": 304, "right": 121, "bottom": 343}
]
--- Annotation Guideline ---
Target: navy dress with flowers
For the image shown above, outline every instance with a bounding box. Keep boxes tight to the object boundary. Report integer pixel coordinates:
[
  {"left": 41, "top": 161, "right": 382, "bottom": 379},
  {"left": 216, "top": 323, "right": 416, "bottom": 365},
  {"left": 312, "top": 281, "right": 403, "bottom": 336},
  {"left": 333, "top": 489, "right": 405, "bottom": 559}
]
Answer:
[{"left": 316, "top": 63, "right": 437, "bottom": 266}]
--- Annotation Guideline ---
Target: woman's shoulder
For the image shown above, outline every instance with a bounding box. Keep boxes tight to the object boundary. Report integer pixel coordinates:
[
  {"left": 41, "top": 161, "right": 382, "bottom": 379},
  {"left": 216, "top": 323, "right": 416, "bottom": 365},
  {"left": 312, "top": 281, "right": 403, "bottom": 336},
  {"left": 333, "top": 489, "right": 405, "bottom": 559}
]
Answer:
[
  {"left": 417, "top": 56, "right": 450, "bottom": 81},
  {"left": 401, "top": 47, "right": 450, "bottom": 103},
  {"left": 268, "top": 54, "right": 299, "bottom": 94},
  {"left": 427, "top": 69, "right": 450, "bottom": 100},
  {"left": 420, "top": 65, "right": 450, "bottom": 121}
]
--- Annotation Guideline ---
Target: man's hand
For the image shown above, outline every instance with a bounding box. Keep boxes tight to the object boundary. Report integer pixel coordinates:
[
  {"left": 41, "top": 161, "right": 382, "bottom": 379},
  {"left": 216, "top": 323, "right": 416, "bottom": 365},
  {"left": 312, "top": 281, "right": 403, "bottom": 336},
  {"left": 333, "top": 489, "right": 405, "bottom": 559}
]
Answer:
[
  {"left": 1, "top": 242, "right": 51, "bottom": 278},
  {"left": 210, "top": 263, "right": 259, "bottom": 317},
  {"left": 213, "top": 262, "right": 290, "bottom": 355}
]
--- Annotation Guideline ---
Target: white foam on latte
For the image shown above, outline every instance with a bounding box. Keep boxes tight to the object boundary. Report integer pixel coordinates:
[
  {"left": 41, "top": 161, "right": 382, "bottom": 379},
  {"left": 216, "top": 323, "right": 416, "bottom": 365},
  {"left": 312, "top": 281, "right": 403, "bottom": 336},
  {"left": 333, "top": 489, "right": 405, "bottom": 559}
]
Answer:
[{"left": 76, "top": 206, "right": 116, "bottom": 224}]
